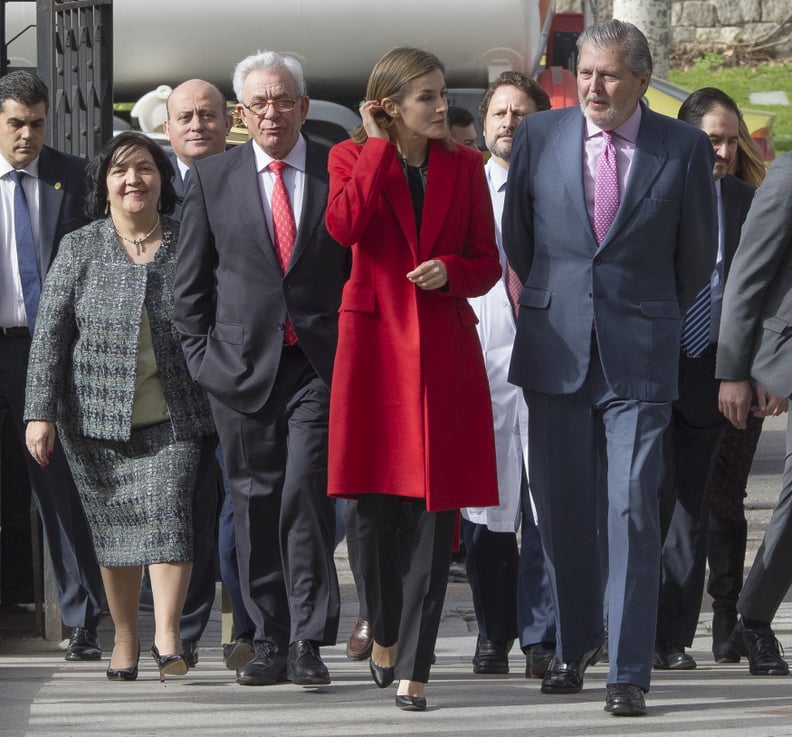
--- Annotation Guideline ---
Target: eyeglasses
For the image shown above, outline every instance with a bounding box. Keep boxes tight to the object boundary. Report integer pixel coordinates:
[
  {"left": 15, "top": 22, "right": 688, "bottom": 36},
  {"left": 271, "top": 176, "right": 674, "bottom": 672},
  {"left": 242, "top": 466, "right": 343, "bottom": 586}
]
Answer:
[{"left": 241, "top": 98, "right": 300, "bottom": 115}]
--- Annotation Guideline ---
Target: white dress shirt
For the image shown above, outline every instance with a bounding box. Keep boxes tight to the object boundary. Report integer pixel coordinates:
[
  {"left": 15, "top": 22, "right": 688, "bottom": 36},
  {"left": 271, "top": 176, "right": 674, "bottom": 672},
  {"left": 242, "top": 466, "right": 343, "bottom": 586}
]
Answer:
[{"left": 0, "top": 155, "right": 42, "bottom": 328}]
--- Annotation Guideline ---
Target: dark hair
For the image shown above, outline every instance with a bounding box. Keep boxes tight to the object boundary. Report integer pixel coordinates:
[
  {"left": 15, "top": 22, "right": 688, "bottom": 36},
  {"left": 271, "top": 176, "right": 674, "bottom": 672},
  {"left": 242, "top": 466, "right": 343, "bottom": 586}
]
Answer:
[
  {"left": 448, "top": 105, "right": 474, "bottom": 129},
  {"left": 85, "top": 132, "right": 176, "bottom": 220},
  {"left": 478, "top": 71, "right": 551, "bottom": 122},
  {"left": 577, "top": 19, "right": 653, "bottom": 80},
  {"left": 0, "top": 70, "right": 49, "bottom": 112},
  {"left": 678, "top": 87, "right": 741, "bottom": 128}
]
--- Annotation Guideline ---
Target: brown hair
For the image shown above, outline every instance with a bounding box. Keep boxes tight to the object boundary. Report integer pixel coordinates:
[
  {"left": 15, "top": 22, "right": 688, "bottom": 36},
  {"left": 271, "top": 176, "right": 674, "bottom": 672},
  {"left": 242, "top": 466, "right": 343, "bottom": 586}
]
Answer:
[
  {"left": 351, "top": 47, "right": 451, "bottom": 148},
  {"left": 732, "top": 117, "right": 766, "bottom": 187}
]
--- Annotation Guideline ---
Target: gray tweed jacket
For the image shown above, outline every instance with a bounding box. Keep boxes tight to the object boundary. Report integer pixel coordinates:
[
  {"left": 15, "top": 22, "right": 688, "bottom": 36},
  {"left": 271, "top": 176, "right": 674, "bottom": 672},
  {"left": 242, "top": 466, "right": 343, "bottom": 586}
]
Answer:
[{"left": 24, "top": 216, "right": 215, "bottom": 442}]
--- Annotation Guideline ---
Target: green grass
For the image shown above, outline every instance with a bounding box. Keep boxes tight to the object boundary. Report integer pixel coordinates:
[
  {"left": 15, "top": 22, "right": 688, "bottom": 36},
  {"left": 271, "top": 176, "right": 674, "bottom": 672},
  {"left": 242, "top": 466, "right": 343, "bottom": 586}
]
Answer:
[{"left": 669, "top": 54, "right": 792, "bottom": 155}]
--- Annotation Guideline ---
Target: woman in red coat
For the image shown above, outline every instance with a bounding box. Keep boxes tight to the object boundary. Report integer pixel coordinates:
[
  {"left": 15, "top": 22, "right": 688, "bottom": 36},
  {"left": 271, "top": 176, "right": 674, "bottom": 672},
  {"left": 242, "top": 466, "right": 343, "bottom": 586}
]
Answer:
[{"left": 325, "top": 47, "right": 500, "bottom": 710}]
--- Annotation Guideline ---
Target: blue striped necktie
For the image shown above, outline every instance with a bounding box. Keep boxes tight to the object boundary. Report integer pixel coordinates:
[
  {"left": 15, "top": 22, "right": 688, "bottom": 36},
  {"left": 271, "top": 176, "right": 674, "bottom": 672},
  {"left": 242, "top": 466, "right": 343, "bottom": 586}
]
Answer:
[
  {"left": 681, "top": 283, "right": 711, "bottom": 357},
  {"left": 10, "top": 170, "right": 41, "bottom": 332}
]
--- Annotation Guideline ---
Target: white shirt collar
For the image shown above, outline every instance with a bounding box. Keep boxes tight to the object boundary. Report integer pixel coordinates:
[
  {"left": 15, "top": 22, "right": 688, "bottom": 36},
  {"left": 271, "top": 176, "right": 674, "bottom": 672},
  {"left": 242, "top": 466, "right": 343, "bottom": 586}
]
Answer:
[{"left": 252, "top": 134, "right": 307, "bottom": 174}]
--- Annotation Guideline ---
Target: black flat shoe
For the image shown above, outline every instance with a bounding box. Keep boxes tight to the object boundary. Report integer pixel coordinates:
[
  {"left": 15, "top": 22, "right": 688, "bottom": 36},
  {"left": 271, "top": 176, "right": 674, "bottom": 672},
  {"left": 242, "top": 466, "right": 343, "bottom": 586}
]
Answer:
[
  {"left": 395, "top": 694, "right": 427, "bottom": 711},
  {"left": 150, "top": 643, "right": 189, "bottom": 682},
  {"left": 369, "top": 658, "right": 395, "bottom": 689},
  {"left": 107, "top": 642, "right": 140, "bottom": 681}
]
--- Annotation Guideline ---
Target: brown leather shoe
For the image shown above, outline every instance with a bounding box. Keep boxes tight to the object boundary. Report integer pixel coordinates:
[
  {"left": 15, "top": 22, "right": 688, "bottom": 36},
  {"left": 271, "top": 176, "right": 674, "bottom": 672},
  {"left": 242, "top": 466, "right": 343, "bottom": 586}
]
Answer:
[{"left": 345, "top": 618, "right": 373, "bottom": 661}]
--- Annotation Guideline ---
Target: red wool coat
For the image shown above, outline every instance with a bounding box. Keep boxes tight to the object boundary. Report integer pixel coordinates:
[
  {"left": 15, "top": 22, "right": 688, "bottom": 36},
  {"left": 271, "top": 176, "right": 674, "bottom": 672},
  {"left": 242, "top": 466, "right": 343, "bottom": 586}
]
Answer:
[{"left": 325, "top": 137, "right": 501, "bottom": 512}]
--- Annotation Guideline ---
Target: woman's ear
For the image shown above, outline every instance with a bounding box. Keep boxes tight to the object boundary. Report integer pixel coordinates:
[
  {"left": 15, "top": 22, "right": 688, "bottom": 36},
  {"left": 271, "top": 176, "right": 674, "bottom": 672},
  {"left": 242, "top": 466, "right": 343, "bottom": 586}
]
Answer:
[{"left": 381, "top": 98, "right": 399, "bottom": 119}]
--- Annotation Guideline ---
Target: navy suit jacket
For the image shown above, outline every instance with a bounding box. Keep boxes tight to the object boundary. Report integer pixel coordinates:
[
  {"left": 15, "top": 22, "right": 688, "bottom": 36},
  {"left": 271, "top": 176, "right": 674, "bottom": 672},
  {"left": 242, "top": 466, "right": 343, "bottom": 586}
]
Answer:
[
  {"left": 173, "top": 137, "right": 350, "bottom": 413},
  {"left": 503, "top": 104, "right": 718, "bottom": 402},
  {"left": 36, "top": 146, "right": 89, "bottom": 277}
]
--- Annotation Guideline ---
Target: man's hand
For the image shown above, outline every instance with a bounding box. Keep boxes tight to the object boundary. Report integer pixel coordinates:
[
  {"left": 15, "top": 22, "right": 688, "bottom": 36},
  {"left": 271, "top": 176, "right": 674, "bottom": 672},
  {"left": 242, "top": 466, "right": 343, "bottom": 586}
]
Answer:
[
  {"left": 718, "top": 380, "right": 754, "bottom": 429},
  {"left": 754, "top": 383, "right": 789, "bottom": 418}
]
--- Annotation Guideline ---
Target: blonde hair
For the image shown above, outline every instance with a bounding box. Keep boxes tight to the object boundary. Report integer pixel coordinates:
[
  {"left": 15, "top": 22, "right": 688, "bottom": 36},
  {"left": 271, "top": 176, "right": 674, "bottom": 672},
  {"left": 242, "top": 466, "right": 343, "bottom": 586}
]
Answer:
[
  {"left": 732, "top": 117, "right": 766, "bottom": 187},
  {"left": 352, "top": 47, "right": 451, "bottom": 148}
]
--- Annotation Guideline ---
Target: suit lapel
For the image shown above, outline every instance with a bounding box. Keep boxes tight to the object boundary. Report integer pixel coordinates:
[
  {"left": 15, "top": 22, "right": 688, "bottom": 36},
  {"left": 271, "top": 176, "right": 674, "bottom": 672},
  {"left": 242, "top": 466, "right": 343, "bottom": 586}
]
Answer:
[
  {"left": 602, "top": 107, "right": 667, "bottom": 249},
  {"left": 554, "top": 111, "right": 593, "bottom": 244},
  {"left": 287, "top": 138, "right": 325, "bottom": 274},
  {"left": 36, "top": 147, "right": 65, "bottom": 273},
  {"left": 227, "top": 142, "right": 282, "bottom": 272},
  {"left": 381, "top": 150, "right": 419, "bottom": 262},
  {"left": 419, "top": 141, "right": 455, "bottom": 262}
]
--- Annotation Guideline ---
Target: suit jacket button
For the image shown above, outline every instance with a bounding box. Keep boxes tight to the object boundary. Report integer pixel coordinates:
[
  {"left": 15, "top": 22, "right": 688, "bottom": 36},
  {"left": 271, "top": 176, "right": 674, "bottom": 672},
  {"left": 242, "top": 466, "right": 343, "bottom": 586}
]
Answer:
[
  {"left": 277, "top": 322, "right": 285, "bottom": 331},
  {"left": 594, "top": 256, "right": 603, "bottom": 265}
]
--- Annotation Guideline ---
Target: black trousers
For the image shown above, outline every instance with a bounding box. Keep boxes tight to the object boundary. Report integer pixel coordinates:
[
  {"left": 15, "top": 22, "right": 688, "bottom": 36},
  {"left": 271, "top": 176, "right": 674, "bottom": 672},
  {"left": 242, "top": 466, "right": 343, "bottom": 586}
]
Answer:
[
  {"left": 657, "top": 349, "right": 726, "bottom": 646},
  {"left": 0, "top": 334, "right": 104, "bottom": 628},
  {"left": 209, "top": 347, "right": 339, "bottom": 653},
  {"left": 356, "top": 494, "right": 455, "bottom": 682}
]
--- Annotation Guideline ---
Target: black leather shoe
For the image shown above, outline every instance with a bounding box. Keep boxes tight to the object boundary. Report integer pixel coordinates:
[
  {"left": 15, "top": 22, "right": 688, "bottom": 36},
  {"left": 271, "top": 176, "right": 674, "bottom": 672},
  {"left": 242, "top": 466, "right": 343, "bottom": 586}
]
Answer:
[
  {"left": 524, "top": 642, "right": 555, "bottom": 679},
  {"left": 181, "top": 640, "right": 198, "bottom": 668},
  {"left": 65, "top": 627, "right": 101, "bottom": 661},
  {"left": 540, "top": 644, "right": 601, "bottom": 694},
  {"left": 223, "top": 637, "right": 255, "bottom": 671},
  {"left": 731, "top": 619, "right": 789, "bottom": 676},
  {"left": 653, "top": 641, "right": 697, "bottom": 670},
  {"left": 472, "top": 635, "right": 513, "bottom": 674},
  {"left": 345, "top": 618, "right": 373, "bottom": 661},
  {"left": 712, "top": 612, "right": 740, "bottom": 663},
  {"left": 287, "top": 640, "right": 331, "bottom": 685},
  {"left": 395, "top": 694, "right": 427, "bottom": 711},
  {"left": 369, "top": 657, "right": 395, "bottom": 688},
  {"left": 236, "top": 645, "right": 288, "bottom": 686},
  {"left": 604, "top": 683, "right": 646, "bottom": 716}
]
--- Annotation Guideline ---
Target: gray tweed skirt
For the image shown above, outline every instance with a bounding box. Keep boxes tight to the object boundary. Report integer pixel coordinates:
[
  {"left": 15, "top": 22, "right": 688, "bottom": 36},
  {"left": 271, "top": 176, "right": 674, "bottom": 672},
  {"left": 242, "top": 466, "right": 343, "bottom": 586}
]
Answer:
[{"left": 60, "top": 421, "right": 200, "bottom": 567}]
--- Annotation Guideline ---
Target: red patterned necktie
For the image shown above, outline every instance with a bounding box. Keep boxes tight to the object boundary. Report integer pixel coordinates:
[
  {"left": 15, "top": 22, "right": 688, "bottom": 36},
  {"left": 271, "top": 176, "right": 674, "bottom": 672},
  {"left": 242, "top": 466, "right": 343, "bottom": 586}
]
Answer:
[
  {"left": 505, "top": 263, "right": 522, "bottom": 322},
  {"left": 592, "top": 130, "right": 620, "bottom": 245},
  {"left": 269, "top": 160, "right": 297, "bottom": 345}
]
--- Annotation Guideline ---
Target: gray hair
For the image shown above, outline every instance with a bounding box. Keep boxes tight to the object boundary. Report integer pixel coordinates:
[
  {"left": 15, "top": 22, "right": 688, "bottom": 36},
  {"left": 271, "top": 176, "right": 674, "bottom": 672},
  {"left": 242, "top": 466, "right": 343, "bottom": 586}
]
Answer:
[
  {"left": 232, "top": 50, "right": 307, "bottom": 102},
  {"left": 577, "top": 19, "right": 653, "bottom": 80}
]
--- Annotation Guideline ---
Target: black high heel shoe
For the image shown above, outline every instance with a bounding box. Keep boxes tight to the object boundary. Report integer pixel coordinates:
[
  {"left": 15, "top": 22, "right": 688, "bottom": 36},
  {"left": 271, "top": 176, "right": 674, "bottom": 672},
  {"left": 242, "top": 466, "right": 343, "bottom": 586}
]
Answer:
[
  {"left": 395, "top": 693, "right": 427, "bottom": 711},
  {"left": 107, "top": 642, "right": 140, "bottom": 681},
  {"left": 150, "top": 643, "right": 189, "bottom": 682},
  {"left": 369, "top": 657, "right": 395, "bottom": 689}
]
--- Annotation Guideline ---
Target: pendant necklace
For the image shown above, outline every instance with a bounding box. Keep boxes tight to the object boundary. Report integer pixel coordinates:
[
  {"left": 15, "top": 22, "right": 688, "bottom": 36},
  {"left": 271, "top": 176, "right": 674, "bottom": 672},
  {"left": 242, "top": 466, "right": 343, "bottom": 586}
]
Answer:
[{"left": 113, "top": 215, "right": 161, "bottom": 255}]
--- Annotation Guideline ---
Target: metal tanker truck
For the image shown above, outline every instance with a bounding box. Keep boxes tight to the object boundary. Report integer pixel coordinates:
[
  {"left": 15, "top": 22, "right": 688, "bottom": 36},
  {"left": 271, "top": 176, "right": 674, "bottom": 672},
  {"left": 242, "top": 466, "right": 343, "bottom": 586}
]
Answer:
[{"left": 4, "top": 0, "right": 555, "bottom": 140}]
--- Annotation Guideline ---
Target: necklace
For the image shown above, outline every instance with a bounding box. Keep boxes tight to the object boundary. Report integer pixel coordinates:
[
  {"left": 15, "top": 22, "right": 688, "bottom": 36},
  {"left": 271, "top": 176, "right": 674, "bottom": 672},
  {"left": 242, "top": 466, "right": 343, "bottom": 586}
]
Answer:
[{"left": 113, "top": 215, "right": 161, "bottom": 256}]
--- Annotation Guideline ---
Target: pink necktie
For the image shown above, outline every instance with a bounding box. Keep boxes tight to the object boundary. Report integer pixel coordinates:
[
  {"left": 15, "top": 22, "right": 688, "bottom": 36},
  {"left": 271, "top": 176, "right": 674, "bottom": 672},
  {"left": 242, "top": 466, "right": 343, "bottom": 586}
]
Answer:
[
  {"left": 269, "top": 160, "right": 297, "bottom": 345},
  {"left": 505, "top": 263, "right": 522, "bottom": 322},
  {"left": 592, "top": 130, "right": 620, "bottom": 245}
]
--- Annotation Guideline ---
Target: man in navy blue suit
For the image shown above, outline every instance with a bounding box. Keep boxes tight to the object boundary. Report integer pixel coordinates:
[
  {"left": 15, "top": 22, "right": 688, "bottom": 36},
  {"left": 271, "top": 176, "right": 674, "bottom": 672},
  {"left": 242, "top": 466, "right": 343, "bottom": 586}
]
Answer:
[
  {"left": 503, "top": 20, "right": 717, "bottom": 715},
  {"left": 0, "top": 70, "right": 104, "bottom": 658}
]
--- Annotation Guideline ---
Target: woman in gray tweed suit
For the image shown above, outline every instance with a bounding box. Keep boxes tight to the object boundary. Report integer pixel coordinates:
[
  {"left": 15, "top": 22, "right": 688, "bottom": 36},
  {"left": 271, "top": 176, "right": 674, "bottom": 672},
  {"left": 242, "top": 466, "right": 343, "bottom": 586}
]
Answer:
[{"left": 24, "top": 132, "right": 216, "bottom": 682}]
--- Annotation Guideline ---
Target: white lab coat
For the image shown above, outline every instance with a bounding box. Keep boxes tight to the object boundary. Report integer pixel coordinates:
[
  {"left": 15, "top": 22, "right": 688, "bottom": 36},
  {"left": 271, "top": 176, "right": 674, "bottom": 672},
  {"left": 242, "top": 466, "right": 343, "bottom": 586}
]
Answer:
[{"left": 464, "top": 274, "right": 530, "bottom": 532}]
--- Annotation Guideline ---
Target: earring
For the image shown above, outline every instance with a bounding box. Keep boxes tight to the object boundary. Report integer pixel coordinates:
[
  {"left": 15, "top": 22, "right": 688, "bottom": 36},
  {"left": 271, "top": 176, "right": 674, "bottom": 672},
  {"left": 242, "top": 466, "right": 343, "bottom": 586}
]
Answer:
[
  {"left": 104, "top": 201, "right": 109, "bottom": 215},
  {"left": 157, "top": 199, "right": 162, "bottom": 213}
]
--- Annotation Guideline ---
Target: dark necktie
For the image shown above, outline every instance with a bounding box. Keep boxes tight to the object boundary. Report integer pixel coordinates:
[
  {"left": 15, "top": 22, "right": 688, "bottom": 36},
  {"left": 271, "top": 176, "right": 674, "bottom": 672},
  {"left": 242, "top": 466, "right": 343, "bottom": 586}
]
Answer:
[
  {"left": 681, "top": 283, "right": 712, "bottom": 357},
  {"left": 10, "top": 170, "right": 41, "bottom": 332},
  {"left": 592, "top": 131, "right": 620, "bottom": 245},
  {"left": 269, "top": 160, "right": 297, "bottom": 345}
]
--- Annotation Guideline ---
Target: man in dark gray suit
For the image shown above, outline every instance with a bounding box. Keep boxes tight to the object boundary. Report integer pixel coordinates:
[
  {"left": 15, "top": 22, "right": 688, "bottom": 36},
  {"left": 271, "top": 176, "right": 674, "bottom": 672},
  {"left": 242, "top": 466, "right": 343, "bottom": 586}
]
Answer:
[
  {"left": 655, "top": 88, "right": 756, "bottom": 671},
  {"left": 173, "top": 51, "right": 348, "bottom": 687},
  {"left": 163, "top": 79, "right": 235, "bottom": 668},
  {"left": 0, "top": 70, "right": 104, "bottom": 658},
  {"left": 503, "top": 20, "right": 717, "bottom": 715},
  {"left": 716, "top": 151, "right": 792, "bottom": 677}
]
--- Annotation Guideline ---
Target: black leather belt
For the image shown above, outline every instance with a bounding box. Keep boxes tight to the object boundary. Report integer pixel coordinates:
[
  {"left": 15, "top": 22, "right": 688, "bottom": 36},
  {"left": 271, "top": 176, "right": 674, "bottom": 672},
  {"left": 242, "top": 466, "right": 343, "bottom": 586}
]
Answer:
[
  {"left": 682, "top": 342, "right": 717, "bottom": 359},
  {"left": 0, "top": 326, "right": 29, "bottom": 337}
]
